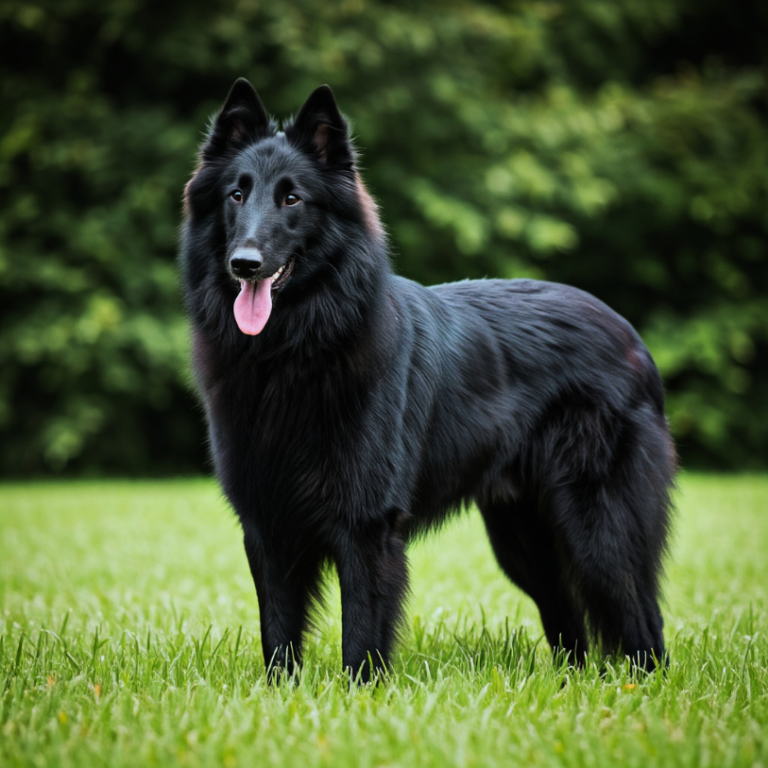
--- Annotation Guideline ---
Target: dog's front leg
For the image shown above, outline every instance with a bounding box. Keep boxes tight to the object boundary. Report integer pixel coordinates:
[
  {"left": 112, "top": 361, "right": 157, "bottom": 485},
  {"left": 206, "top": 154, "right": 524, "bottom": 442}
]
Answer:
[
  {"left": 243, "top": 526, "right": 320, "bottom": 681},
  {"left": 336, "top": 511, "right": 409, "bottom": 683}
]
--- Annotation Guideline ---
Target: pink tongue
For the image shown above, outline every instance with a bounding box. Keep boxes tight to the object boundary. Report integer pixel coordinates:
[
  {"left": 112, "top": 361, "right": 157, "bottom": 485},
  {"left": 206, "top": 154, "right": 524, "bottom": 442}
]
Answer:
[{"left": 233, "top": 280, "right": 272, "bottom": 335}]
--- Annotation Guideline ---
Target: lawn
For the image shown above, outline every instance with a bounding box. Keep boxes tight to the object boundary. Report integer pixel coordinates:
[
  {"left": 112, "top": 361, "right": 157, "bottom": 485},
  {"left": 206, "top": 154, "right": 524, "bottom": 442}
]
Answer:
[{"left": 1, "top": 475, "right": 766, "bottom": 767}]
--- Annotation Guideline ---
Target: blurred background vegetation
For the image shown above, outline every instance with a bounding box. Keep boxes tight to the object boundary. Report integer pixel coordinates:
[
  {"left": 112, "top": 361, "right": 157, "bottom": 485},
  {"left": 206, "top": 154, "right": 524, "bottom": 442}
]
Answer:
[{"left": 1, "top": 0, "right": 767, "bottom": 476}]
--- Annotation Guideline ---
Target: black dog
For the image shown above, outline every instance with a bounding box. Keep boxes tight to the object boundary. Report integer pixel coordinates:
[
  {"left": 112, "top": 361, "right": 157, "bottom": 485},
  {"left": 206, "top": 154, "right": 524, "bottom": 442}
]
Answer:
[{"left": 180, "top": 79, "right": 676, "bottom": 681}]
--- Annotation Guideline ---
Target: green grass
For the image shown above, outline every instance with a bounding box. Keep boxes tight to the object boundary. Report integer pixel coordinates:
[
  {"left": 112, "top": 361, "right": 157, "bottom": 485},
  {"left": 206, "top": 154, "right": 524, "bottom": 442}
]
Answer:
[{"left": 1, "top": 475, "right": 767, "bottom": 767}]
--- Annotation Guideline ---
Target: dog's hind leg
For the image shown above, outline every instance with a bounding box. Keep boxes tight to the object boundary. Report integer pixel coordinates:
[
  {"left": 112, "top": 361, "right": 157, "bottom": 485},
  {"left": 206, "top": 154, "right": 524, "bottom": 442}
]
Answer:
[
  {"left": 478, "top": 497, "right": 588, "bottom": 666},
  {"left": 545, "top": 419, "right": 673, "bottom": 671},
  {"left": 551, "top": 493, "right": 666, "bottom": 670}
]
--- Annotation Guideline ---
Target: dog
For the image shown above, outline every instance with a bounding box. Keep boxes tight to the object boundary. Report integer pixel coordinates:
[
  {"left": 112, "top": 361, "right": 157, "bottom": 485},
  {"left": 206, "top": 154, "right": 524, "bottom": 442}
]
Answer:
[{"left": 180, "top": 79, "right": 676, "bottom": 682}]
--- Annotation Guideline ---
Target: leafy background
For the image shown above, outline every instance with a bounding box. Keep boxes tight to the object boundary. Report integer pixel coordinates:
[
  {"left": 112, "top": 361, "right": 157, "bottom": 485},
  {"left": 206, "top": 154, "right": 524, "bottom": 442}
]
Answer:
[{"left": 1, "top": 0, "right": 767, "bottom": 475}]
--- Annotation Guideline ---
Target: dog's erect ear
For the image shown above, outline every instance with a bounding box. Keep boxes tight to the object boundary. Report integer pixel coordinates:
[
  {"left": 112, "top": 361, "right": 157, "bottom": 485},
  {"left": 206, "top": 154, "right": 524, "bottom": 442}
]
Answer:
[
  {"left": 203, "top": 78, "right": 270, "bottom": 159},
  {"left": 286, "top": 85, "right": 354, "bottom": 169}
]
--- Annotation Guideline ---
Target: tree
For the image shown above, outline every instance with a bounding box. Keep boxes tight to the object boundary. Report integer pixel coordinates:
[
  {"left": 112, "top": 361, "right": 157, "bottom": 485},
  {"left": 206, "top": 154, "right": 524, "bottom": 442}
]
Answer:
[{"left": 1, "top": 0, "right": 766, "bottom": 474}]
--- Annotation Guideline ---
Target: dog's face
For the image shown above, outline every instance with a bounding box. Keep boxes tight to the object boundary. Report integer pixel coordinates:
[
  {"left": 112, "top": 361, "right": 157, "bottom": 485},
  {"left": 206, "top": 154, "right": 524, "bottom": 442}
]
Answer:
[
  {"left": 183, "top": 80, "right": 361, "bottom": 336},
  {"left": 219, "top": 136, "right": 325, "bottom": 335}
]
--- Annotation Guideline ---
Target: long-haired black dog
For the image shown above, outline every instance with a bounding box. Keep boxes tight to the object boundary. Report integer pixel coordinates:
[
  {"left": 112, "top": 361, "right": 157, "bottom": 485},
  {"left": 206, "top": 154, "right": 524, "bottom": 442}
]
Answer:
[{"left": 180, "top": 79, "right": 676, "bottom": 682}]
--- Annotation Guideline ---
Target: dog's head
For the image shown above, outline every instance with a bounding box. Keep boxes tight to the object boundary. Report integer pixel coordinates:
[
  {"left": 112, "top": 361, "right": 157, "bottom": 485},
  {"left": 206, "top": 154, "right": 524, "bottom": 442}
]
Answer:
[{"left": 182, "top": 79, "right": 385, "bottom": 339}]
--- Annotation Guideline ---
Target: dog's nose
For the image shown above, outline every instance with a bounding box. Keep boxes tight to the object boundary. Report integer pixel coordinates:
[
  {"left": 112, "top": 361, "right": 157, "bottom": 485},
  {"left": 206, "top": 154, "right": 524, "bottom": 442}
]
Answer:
[{"left": 230, "top": 248, "right": 263, "bottom": 279}]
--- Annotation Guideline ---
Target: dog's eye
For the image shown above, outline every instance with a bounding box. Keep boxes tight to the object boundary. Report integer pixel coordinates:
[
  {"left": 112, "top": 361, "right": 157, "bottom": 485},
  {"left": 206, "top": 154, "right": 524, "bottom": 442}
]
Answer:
[
  {"left": 283, "top": 194, "right": 300, "bottom": 207},
  {"left": 230, "top": 189, "right": 243, "bottom": 203}
]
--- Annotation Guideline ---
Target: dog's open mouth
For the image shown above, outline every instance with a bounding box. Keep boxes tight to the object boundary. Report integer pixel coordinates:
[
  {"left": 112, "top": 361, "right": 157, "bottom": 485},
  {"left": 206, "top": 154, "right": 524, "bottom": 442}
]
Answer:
[
  {"left": 233, "top": 256, "right": 295, "bottom": 336},
  {"left": 268, "top": 256, "right": 295, "bottom": 293}
]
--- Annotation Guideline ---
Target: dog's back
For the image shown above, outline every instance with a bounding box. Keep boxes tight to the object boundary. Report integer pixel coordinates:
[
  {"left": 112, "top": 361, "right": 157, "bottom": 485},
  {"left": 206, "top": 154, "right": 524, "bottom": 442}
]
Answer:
[{"left": 384, "top": 275, "right": 672, "bottom": 511}]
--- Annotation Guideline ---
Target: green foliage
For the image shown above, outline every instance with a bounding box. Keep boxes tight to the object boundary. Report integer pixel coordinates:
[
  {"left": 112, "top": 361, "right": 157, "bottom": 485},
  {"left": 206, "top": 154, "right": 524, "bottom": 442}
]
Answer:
[
  {"left": 1, "top": 476, "right": 767, "bottom": 766},
  {"left": 1, "top": 0, "right": 767, "bottom": 473}
]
